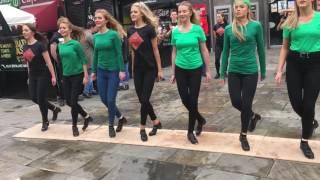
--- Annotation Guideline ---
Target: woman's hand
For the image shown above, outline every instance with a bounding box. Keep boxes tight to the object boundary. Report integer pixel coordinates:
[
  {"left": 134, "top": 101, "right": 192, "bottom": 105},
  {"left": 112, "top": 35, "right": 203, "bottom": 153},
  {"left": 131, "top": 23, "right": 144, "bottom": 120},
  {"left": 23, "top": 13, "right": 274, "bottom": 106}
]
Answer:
[
  {"left": 170, "top": 75, "right": 176, "bottom": 84},
  {"left": 205, "top": 71, "right": 212, "bottom": 82},
  {"left": 157, "top": 71, "right": 164, "bottom": 81},
  {"left": 51, "top": 77, "right": 57, "bottom": 86},
  {"left": 91, "top": 73, "right": 97, "bottom": 81},
  {"left": 119, "top": 72, "right": 126, "bottom": 81},
  {"left": 275, "top": 71, "right": 282, "bottom": 85},
  {"left": 83, "top": 76, "right": 89, "bottom": 85}
]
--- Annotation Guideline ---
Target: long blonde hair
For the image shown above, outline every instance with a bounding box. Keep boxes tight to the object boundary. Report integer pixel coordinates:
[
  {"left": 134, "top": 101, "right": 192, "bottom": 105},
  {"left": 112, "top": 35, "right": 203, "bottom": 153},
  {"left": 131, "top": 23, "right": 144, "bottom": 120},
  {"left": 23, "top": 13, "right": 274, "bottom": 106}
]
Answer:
[
  {"left": 178, "top": 1, "right": 200, "bottom": 25},
  {"left": 232, "top": 0, "right": 252, "bottom": 42},
  {"left": 281, "top": 1, "right": 315, "bottom": 29},
  {"left": 95, "top": 9, "right": 125, "bottom": 34},
  {"left": 57, "top": 17, "right": 85, "bottom": 42},
  {"left": 131, "top": 2, "right": 159, "bottom": 33}
]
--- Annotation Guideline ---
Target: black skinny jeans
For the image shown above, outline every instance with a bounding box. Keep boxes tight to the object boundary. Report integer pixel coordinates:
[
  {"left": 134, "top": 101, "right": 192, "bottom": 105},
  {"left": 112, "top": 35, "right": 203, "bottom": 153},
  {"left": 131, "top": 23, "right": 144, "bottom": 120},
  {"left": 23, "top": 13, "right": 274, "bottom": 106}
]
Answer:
[
  {"left": 286, "top": 52, "right": 320, "bottom": 139},
  {"left": 134, "top": 68, "right": 157, "bottom": 126},
  {"left": 29, "top": 76, "right": 56, "bottom": 122},
  {"left": 228, "top": 72, "right": 258, "bottom": 133},
  {"left": 215, "top": 45, "right": 223, "bottom": 75},
  {"left": 63, "top": 73, "right": 88, "bottom": 126},
  {"left": 175, "top": 66, "right": 206, "bottom": 134}
]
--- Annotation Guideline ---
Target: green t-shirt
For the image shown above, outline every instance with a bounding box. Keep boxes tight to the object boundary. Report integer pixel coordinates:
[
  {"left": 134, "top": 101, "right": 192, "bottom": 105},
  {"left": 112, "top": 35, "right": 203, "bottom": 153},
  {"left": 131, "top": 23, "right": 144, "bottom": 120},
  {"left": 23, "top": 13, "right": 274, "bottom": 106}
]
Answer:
[
  {"left": 92, "top": 30, "right": 125, "bottom": 73},
  {"left": 58, "top": 39, "right": 87, "bottom": 76},
  {"left": 220, "top": 21, "right": 266, "bottom": 79},
  {"left": 283, "top": 11, "right": 320, "bottom": 53},
  {"left": 171, "top": 24, "right": 206, "bottom": 69}
]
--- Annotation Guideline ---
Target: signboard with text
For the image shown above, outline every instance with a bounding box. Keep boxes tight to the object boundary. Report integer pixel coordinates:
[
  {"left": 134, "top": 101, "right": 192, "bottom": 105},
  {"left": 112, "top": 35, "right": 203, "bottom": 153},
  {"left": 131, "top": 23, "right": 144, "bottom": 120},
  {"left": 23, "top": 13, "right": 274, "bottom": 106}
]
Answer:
[
  {"left": 20, "top": 0, "right": 53, "bottom": 7},
  {"left": 0, "top": 36, "right": 27, "bottom": 71},
  {"left": 0, "top": 0, "right": 20, "bottom": 7}
]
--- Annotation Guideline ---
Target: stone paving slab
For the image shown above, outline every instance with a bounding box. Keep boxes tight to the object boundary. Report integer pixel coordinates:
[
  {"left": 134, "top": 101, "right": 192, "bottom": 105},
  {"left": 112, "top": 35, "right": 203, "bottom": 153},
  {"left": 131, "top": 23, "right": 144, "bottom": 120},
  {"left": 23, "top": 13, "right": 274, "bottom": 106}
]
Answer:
[{"left": 14, "top": 124, "right": 320, "bottom": 164}]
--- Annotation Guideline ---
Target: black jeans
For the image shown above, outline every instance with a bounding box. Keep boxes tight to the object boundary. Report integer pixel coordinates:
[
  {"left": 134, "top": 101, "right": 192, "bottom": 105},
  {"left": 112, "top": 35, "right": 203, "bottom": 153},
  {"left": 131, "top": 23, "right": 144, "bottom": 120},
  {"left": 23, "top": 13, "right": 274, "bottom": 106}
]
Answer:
[
  {"left": 134, "top": 68, "right": 157, "bottom": 126},
  {"left": 175, "top": 66, "right": 205, "bottom": 133},
  {"left": 215, "top": 45, "right": 222, "bottom": 75},
  {"left": 63, "top": 73, "right": 88, "bottom": 126},
  {"left": 29, "top": 76, "right": 56, "bottom": 122},
  {"left": 228, "top": 72, "right": 258, "bottom": 133},
  {"left": 286, "top": 52, "right": 320, "bottom": 139}
]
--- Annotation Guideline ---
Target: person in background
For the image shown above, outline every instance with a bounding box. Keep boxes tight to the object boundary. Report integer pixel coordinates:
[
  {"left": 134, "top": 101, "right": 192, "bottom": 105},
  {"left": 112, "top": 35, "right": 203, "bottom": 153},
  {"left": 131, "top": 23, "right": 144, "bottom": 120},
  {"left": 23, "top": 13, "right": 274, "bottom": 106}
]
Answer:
[
  {"left": 213, "top": 13, "right": 228, "bottom": 79},
  {"left": 82, "top": 20, "right": 97, "bottom": 98},
  {"left": 22, "top": 24, "right": 61, "bottom": 131}
]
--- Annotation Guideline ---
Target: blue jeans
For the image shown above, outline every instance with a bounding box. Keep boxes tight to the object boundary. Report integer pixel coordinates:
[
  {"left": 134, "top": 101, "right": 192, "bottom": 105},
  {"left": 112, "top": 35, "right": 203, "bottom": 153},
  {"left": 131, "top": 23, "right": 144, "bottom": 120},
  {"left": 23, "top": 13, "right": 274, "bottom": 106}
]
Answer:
[
  {"left": 120, "top": 63, "right": 129, "bottom": 85},
  {"left": 97, "top": 68, "right": 122, "bottom": 126},
  {"left": 83, "top": 69, "right": 95, "bottom": 94}
]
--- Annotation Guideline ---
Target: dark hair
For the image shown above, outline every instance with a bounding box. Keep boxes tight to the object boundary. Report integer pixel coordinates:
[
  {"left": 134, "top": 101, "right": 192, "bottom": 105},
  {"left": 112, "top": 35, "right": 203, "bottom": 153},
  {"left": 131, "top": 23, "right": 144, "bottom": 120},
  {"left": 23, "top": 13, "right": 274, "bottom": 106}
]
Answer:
[
  {"left": 23, "top": 24, "right": 48, "bottom": 44},
  {"left": 171, "top": 9, "right": 177, "bottom": 14},
  {"left": 86, "top": 20, "right": 95, "bottom": 29},
  {"left": 217, "top": 13, "right": 228, "bottom": 24}
]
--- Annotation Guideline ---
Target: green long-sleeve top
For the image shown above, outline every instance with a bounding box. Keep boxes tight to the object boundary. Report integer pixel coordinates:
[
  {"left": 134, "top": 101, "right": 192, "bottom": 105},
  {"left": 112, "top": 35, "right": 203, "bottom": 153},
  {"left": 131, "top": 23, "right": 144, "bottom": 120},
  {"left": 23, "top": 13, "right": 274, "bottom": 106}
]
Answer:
[
  {"left": 220, "top": 21, "right": 266, "bottom": 79},
  {"left": 92, "top": 30, "right": 125, "bottom": 73},
  {"left": 58, "top": 39, "right": 87, "bottom": 76}
]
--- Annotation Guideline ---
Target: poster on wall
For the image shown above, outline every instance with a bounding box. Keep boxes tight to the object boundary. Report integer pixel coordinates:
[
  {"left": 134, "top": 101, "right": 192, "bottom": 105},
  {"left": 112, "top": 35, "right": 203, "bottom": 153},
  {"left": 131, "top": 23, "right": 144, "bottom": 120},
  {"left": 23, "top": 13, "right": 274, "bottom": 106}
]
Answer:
[
  {"left": 214, "top": 5, "right": 232, "bottom": 25},
  {"left": 0, "top": 36, "right": 27, "bottom": 72}
]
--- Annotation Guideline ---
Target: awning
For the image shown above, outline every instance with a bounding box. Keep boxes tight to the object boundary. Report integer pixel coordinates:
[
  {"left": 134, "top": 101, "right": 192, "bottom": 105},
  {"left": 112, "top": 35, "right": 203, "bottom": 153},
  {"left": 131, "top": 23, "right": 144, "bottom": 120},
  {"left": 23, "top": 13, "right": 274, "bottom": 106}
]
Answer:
[
  {"left": 0, "top": 5, "right": 35, "bottom": 25},
  {"left": 20, "top": 0, "right": 58, "bottom": 32}
]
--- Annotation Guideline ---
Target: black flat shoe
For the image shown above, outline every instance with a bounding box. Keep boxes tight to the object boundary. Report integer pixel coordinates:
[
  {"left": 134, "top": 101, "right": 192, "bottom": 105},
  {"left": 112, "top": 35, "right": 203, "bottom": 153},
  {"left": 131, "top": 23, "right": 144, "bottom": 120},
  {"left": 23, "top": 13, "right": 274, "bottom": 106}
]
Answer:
[
  {"left": 187, "top": 133, "right": 198, "bottom": 144},
  {"left": 239, "top": 135, "right": 250, "bottom": 151},
  {"left": 214, "top": 74, "right": 220, "bottom": 79},
  {"left": 72, "top": 126, "right": 79, "bottom": 137},
  {"left": 82, "top": 116, "right": 92, "bottom": 131},
  {"left": 300, "top": 141, "right": 314, "bottom": 159},
  {"left": 116, "top": 116, "right": 127, "bottom": 132},
  {"left": 248, "top": 113, "right": 261, "bottom": 132},
  {"left": 140, "top": 129, "right": 148, "bottom": 142},
  {"left": 52, "top": 107, "right": 61, "bottom": 121},
  {"left": 196, "top": 119, "right": 206, "bottom": 136},
  {"left": 41, "top": 121, "right": 49, "bottom": 132},
  {"left": 109, "top": 126, "right": 116, "bottom": 138},
  {"left": 149, "top": 122, "right": 162, "bottom": 136}
]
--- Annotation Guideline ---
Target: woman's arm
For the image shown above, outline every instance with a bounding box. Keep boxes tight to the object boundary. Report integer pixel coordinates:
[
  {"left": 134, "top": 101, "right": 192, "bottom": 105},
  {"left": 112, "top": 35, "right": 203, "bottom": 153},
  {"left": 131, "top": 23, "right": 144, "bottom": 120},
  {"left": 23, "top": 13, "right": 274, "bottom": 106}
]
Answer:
[
  {"left": 42, "top": 51, "right": 56, "bottom": 86},
  {"left": 151, "top": 37, "right": 163, "bottom": 79},
  {"left": 275, "top": 39, "right": 289, "bottom": 84},
  {"left": 256, "top": 23, "right": 266, "bottom": 80},
  {"left": 200, "top": 42, "right": 212, "bottom": 80}
]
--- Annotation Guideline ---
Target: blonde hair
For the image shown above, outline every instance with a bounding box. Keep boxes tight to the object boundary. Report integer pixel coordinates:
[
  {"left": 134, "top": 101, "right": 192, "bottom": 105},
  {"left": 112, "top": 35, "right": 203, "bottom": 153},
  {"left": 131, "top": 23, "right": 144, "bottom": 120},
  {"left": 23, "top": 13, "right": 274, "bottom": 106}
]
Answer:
[
  {"left": 178, "top": 1, "right": 200, "bottom": 25},
  {"left": 232, "top": 0, "right": 252, "bottom": 42},
  {"left": 131, "top": 2, "right": 159, "bottom": 33},
  {"left": 281, "top": 1, "right": 315, "bottom": 29},
  {"left": 57, "top": 17, "right": 85, "bottom": 42},
  {"left": 95, "top": 9, "right": 125, "bottom": 35}
]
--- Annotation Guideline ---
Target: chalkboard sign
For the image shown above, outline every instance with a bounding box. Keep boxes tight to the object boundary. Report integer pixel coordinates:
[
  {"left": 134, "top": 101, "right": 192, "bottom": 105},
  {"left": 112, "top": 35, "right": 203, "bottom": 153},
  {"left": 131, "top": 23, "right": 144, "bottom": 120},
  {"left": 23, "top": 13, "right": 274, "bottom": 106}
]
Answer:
[{"left": 0, "top": 36, "right": 27, "bottom": 71}]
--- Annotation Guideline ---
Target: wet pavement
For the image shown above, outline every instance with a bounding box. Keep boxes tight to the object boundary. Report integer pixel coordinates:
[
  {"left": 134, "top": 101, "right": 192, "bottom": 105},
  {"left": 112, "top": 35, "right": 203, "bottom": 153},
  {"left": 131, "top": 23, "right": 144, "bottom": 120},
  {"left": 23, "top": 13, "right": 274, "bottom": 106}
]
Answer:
[{"left": 1, "top": 48, "right": 320, "bottom": 179}]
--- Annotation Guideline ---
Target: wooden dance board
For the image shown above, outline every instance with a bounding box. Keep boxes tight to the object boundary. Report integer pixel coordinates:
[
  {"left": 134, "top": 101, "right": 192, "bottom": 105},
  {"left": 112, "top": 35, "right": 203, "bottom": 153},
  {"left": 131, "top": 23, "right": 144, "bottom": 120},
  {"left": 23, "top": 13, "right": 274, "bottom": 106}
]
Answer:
[{"left": 14, "top": 124, "right": 320, "bottom": 163}]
